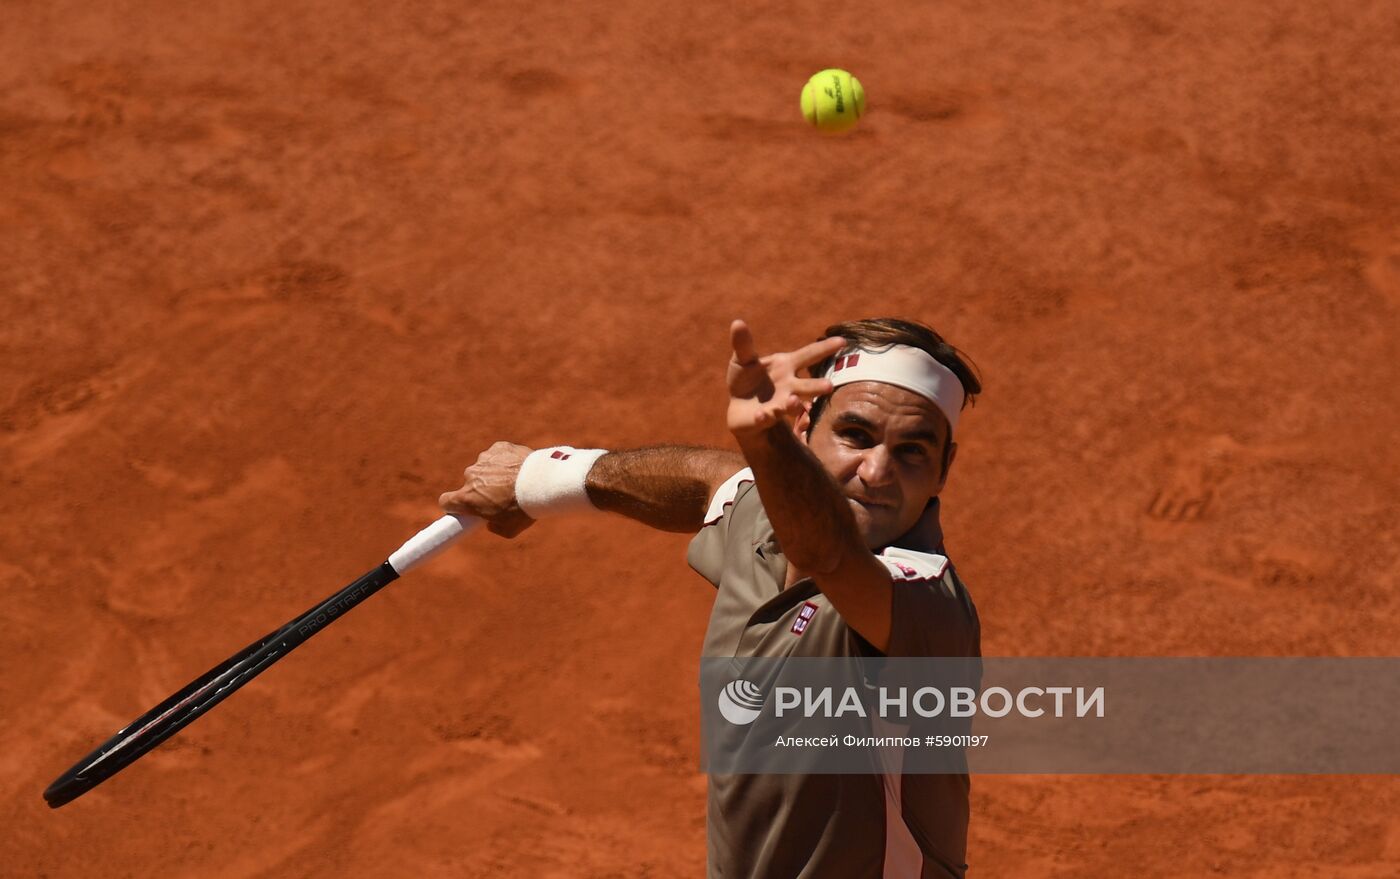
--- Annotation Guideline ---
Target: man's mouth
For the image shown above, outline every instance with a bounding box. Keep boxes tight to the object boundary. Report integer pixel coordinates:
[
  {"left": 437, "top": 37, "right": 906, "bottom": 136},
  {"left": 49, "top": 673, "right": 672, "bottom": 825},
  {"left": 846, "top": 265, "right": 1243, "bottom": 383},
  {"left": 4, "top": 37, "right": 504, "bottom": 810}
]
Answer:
[{"left": 849, "top": 495, "right": 891, "bottom": 509}]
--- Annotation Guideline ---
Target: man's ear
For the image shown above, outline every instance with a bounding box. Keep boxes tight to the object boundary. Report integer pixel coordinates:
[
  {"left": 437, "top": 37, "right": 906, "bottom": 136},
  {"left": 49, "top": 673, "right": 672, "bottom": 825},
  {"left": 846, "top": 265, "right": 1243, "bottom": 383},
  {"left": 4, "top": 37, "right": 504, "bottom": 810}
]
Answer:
[
  {"left": 792, "top": 404, "right": 813, "bottom": 445},
  {"left": 936, "top": 441, "right": 958, "bottom": 493}
]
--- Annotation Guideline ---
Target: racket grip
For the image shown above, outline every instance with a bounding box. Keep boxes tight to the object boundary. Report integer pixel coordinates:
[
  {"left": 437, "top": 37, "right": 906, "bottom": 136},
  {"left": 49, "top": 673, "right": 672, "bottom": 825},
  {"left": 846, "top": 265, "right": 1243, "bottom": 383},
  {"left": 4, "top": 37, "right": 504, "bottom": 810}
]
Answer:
[{"left": 388, "top": 515, "right": 478, "bottom": 574}]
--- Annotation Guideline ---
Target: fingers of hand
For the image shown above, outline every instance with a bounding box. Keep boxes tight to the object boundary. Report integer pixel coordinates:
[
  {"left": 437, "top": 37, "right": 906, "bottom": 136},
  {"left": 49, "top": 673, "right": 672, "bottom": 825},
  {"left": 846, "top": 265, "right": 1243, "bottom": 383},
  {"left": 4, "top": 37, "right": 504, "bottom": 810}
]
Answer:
[
  {"left": 759, "top": 403, "right": 791, "bottom": 427},
  {"left": 439, "top": 490, "right": 468, "bottom": 513},
  {"left": 748, "top": 394, "right": 803, "bottom": 425},
  {"left": 790, "top": 377, "right": 834, "bottom": 399},
  {"left": 793, "top": 336, "right": 848, "bottom": 371},
  {"left": 730, "top": 319, "right": 760, "bottom": 366},
  {"left": 442, "top": 474, "right": 500, "bottom": 513}
]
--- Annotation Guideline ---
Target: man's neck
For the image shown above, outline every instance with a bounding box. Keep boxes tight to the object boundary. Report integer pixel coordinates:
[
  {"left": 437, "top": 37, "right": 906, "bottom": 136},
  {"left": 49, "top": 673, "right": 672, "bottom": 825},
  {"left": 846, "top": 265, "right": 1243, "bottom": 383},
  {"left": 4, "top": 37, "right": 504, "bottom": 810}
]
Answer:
[{"left": 783, "top": 565, "right": 802, "bottom": 589}]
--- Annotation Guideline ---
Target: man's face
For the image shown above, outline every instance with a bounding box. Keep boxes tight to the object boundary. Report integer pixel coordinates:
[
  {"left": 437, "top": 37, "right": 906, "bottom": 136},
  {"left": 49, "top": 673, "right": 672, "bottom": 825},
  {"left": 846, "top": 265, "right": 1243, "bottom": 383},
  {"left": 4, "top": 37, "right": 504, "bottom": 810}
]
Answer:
[{"left": 795, "top": 382, "right": 956, "bottom": 550}]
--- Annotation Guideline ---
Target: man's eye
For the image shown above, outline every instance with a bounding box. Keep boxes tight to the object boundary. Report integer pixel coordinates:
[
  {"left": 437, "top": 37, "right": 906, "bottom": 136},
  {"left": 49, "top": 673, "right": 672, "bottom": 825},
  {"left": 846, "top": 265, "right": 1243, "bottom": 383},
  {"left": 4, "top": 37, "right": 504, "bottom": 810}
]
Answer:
[
  {"left": 840, "top": 429, "right": 871, "bottom": 445},
  {"left": 900, "top": 445, "right": 929, "bottom": 459}
]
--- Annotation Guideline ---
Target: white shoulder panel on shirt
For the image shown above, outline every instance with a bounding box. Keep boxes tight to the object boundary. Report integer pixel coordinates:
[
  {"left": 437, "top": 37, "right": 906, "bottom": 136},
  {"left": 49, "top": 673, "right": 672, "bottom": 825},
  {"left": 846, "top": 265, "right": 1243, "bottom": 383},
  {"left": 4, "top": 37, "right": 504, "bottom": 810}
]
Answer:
[
  {"left": 703, "top": 468, "right": 755, "bottom": 525},
  {"left": 876, "top": 546, "right": 950, "bottom": 583}
]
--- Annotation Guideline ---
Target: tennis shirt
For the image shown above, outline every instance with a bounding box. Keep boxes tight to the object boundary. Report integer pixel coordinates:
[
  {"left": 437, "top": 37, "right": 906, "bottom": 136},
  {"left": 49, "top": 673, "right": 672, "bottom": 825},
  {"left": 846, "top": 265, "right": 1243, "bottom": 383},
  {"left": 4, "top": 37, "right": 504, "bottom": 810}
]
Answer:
[{"left": 688, "top": 469, "right": 981, "bottom": 879}]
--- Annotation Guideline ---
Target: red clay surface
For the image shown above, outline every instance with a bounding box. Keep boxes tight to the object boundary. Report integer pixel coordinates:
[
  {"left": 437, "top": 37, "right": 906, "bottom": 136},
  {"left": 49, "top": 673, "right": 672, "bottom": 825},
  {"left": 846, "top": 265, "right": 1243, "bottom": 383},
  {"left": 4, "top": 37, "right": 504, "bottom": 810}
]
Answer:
[{"left": 4, "top": 0, "right": 1400, "bottom": 876}]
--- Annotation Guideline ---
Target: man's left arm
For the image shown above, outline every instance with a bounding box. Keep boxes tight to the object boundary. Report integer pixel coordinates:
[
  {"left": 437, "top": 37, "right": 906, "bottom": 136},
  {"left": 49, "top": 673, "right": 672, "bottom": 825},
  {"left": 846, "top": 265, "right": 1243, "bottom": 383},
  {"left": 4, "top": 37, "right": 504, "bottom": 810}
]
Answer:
[
  {"left": 726, "top": 320, "right": 898, "bottom": 652},
  {"left": 735, "top": 422, "right": 897, "bottom": 651}
]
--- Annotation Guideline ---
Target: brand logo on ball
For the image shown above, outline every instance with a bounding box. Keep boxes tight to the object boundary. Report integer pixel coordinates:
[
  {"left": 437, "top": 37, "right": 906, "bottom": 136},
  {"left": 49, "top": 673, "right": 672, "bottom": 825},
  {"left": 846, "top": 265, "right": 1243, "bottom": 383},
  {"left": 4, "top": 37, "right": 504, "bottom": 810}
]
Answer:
[
  {"left": 718, "top": 679, "right": 765, "bottom": 725},
  {"left": 827, "top": 75, "right": 845, "bottom": 112}
]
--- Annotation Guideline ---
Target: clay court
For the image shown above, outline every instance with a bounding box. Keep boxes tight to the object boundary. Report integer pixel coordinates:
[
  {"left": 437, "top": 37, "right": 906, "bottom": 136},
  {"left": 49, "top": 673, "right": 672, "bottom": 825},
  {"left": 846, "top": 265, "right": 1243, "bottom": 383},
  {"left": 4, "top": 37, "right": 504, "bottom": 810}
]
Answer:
[{"left": 4, "top": 0, "right": 1400, "bottom": 875}]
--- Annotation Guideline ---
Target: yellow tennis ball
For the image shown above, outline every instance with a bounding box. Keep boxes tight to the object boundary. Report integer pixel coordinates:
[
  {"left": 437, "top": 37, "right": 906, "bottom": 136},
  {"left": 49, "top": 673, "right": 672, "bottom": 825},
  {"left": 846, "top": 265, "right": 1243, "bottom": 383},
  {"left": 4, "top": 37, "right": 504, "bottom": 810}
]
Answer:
[{"left": 800, "top": 68, "right": 866, "bottom": 132}]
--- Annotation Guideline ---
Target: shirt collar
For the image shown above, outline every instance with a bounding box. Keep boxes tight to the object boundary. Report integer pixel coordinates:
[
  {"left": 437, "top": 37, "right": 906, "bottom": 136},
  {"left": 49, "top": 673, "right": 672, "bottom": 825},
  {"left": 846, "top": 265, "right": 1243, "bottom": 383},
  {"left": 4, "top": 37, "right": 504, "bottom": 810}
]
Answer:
[{"left": 753, "top": 497, "right": 946, "bottom": 560}]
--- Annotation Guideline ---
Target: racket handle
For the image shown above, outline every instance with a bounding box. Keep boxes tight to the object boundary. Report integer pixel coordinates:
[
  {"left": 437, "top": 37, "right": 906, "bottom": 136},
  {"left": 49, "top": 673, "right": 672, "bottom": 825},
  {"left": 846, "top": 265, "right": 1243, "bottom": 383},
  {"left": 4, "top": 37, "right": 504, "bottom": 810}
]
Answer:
[{"left": 387, "top": 515, "right": 478, "bottom": 574}]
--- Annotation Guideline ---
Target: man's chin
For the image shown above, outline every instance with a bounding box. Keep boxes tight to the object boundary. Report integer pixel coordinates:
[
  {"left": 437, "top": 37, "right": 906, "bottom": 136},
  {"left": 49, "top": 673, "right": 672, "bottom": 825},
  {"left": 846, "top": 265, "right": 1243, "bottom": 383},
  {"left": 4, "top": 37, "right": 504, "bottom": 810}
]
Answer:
[{"left": 847, "top": 499, "right": 892, "bottom": 549}]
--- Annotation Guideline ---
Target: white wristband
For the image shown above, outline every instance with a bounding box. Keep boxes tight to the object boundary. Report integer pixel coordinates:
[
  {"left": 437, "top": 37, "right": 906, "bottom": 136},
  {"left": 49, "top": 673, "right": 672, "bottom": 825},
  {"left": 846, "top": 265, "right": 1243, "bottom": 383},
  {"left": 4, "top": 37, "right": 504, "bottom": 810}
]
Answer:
[{"left": 515, "top": 447, "right": 608, "bottom": 518}]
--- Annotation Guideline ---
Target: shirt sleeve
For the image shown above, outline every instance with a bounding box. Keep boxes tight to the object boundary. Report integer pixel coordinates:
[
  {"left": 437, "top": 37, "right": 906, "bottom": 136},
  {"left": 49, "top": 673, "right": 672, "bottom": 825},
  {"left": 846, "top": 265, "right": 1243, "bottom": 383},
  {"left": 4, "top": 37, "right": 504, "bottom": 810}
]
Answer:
[
  {"left": 876, "top": 548, "right": 981, "bottom": 658},
  {"left": 685, "top": 468, "right": 753, "bottom": 588}
]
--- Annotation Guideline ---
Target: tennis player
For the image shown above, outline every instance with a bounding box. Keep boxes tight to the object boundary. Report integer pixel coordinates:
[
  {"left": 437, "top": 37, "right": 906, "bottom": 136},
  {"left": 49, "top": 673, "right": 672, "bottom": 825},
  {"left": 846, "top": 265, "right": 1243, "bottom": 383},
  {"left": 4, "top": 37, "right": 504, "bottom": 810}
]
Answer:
[{"left": 440, "top": 317, "right": 983, "bottom": 878}]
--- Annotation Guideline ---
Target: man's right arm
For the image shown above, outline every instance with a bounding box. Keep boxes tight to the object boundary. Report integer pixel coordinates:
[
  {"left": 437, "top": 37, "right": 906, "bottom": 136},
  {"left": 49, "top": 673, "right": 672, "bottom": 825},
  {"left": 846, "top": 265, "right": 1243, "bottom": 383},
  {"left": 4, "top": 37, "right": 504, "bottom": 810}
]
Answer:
[
  {"left": 586, "top": 446, "right": 746, "bottom": 533},
  {"left": 439, "top": 441, "right": 744, "bottom": 537}
]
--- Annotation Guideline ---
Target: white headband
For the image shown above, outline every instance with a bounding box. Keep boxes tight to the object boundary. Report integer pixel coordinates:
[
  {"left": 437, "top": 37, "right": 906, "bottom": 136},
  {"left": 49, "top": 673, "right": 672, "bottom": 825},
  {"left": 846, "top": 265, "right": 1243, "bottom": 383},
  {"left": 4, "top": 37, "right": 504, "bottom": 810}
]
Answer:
[{"left": 822, "top": 344, "right": 966, "bottom": 433}]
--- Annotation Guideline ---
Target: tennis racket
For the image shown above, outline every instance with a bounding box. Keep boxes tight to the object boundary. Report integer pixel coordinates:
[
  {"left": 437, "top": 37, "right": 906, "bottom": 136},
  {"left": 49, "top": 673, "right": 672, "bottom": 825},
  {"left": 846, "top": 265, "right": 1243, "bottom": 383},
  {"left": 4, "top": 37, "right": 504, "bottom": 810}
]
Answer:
[{"left": 43, "top": 514, "right": 477, "bottom": 808}]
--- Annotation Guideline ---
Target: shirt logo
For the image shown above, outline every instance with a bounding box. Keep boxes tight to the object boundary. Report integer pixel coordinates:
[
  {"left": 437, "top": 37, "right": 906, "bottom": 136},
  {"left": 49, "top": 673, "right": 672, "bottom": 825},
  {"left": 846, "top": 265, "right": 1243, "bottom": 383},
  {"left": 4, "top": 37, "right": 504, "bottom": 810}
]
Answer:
[
  {"left": 550, "top": 450, "right": 571, "bottom": 461},
  {"left": 791, "top": 601, "right": 820, "bottom": 635}
]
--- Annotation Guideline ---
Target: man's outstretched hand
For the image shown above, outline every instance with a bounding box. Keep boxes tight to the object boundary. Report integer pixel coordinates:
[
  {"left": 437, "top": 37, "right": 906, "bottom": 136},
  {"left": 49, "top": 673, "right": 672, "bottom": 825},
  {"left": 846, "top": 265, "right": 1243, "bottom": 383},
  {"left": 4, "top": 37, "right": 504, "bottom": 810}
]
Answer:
[{"left": 726, "top": 320, "right": 845, "bottom": 441}]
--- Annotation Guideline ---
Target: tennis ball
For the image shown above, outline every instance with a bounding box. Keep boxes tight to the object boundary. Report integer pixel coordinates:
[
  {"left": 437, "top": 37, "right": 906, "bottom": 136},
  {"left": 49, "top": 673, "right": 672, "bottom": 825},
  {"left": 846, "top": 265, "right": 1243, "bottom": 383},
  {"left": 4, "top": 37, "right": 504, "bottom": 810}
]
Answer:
[{"left": 800, "top": 68, "right": 866, "bottom": 133}]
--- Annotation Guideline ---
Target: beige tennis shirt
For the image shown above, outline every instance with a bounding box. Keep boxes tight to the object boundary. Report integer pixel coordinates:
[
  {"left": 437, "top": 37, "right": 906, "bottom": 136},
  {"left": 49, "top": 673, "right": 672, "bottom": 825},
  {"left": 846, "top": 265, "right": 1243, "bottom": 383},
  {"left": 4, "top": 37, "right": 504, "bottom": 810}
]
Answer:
[{"left": 688, "top": 470, "right": 981, "bottom": 879}]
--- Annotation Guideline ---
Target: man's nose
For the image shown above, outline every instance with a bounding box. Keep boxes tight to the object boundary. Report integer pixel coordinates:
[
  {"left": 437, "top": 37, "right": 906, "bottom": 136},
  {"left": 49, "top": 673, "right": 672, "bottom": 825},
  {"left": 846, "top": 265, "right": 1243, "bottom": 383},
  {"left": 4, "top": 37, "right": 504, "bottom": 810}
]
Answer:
[{"left": 858, "top": 445, "right": 895, "bottom": 487}]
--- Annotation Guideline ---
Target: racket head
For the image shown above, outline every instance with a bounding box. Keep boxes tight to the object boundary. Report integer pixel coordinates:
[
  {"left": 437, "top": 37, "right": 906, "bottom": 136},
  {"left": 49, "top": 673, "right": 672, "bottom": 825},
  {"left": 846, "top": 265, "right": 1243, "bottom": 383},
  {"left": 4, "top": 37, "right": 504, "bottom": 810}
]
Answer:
[
  {"left": 43, "top": 624, "right": 289, "bottom": 808},
  {"left": 43, "top": 561, "right": 399, "bottom": 808}
]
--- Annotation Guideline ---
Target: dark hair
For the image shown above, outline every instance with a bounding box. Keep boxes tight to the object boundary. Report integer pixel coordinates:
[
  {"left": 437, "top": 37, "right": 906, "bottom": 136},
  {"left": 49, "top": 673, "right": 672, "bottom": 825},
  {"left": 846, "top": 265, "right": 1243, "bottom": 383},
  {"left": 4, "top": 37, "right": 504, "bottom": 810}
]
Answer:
[{"left": 807, "top": 317, "right": 982, "bottom": 474}]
